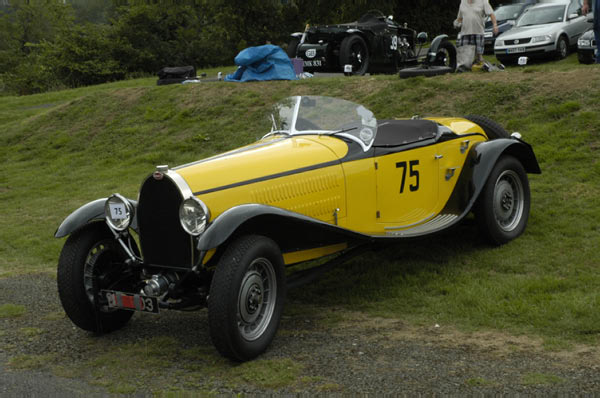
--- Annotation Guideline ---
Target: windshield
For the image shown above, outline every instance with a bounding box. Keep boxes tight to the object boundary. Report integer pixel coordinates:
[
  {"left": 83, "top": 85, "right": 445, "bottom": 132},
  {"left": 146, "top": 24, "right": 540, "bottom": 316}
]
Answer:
[
  {"left": 268, "top": 96, "right": 378, "bottom": 151},
  {"left": 495, "top": 4, "right": 525, "bottom": 21},
  {"left": 517, "top": 5, "right": 565, "bottom": 26}
]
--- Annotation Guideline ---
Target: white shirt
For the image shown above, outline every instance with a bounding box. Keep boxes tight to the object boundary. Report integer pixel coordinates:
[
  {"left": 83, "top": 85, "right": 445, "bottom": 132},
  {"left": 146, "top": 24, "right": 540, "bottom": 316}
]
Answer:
[{"left": 457, "top": 0, "right": 494, "bottom": 35}]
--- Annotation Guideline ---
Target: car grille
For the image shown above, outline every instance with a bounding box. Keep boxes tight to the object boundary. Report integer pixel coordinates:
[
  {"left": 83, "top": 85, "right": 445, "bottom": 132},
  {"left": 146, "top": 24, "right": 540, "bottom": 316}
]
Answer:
[
  {"left": 137, "top": 175, "right": 193, "bottom": 268},
  {"left": 504, "top": 38, "right": 531, "bottom": 45}
]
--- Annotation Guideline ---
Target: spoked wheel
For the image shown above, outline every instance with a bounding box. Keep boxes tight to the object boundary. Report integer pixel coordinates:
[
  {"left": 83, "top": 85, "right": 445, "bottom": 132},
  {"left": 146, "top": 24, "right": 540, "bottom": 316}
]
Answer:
[
  {"left": 475, "top": 156, "right": 531, "bottom": 245},
  {"left": 57, "top": 222, "right": 137, "bottom": 333},
  {"left": 208, "top": 235, "right": 286, "bottom": 361},
  {"left": 340, "top": 34, "right": 370, "bottom": 75}
]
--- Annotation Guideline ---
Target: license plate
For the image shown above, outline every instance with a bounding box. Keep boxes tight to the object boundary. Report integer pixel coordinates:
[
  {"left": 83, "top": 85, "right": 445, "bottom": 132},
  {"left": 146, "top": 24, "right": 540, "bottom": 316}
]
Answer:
[
  {"left": 507, "top": 47, "right": 526, "bottom": 54},
  {"left": 102, "top": 290, "right": 159, "bottom": 314},
  {"left": 303, "top": 60, "right": 322, "bottom": 67}
]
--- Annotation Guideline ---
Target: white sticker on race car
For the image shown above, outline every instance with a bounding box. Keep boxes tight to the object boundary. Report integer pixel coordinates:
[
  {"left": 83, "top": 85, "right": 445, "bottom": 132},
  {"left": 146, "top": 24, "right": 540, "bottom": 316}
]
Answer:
[{"left": 109, "top": 203, "right": 127, "bottom": 219}]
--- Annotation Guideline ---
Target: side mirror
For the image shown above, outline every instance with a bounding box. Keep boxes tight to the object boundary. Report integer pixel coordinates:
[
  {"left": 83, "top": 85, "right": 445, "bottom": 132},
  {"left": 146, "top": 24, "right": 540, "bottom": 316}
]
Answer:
[
  {"left": 416, "top": 32, "right": 428, "bottom": 44},
  {"left": 587, "top": 13, "right": 594, "bottom": 23},
  {"left": 388, "top": 15, "right": 394, "bottom": 21},
  {"left": 568, "top": 13, "right": 579, "bottom": 19}
]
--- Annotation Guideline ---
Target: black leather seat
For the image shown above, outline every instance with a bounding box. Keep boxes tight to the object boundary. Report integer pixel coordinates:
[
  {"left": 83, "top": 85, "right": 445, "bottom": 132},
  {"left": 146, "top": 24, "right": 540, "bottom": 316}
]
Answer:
[{"left": 373, "top": 119, "right": 438, "bottom": 147}]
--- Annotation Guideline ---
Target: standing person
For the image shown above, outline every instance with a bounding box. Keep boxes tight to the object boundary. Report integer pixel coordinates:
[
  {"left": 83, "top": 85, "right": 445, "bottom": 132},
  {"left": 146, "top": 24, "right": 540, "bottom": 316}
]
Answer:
[
  {"left": 456, "top": 0, "right": 499, "bottom": 64},
  {"left": 583, "top": 0, "right": 600, "bottom": 63}
]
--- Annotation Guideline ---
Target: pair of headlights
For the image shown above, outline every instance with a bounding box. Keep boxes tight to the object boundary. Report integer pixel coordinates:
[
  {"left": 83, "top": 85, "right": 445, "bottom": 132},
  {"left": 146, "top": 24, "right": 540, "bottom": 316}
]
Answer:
[{"left": 105, "top": 194, "right": 209, "bottom": 236}]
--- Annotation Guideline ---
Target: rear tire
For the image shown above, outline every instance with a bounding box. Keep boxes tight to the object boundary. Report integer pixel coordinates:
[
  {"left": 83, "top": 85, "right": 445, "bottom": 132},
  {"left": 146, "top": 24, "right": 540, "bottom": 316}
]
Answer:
[
  {"left": 465, "top": 114, "right": 510, "bottom": 139},
  {"left": 475, "top": 156, "right": 531, "bottom": 245},
  {"left": 208, "top": 235, "right": 286, "bottom": 361},
  {"left": 340, "top": 34, "right": 370, "bottom": 75},
  {"left": 287, "top": 37, "right": 300, "bottom": 58},
  {"left": 57, "top": 222, "right": 135, "bottom": 333}
]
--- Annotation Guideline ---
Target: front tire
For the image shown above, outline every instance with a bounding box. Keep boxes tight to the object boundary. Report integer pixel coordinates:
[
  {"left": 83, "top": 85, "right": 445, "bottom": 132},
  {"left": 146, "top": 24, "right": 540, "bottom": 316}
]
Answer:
[
  {"left": 340, "top": 34, "right": 370, "bottom": 75},
  {"left": 475, "top": 156, "right": 531, "bottom": 245},
  {"left": 208, "top": 235, "right": 286, "bottom": 361},
  {"left": 57, "top": 222, "right": 135, "bottom": 333},
  {"left": 434, "top": 40, "right": 457, "bottom": 72},
  {"left": 556, "top": 35, "right": 569, "bottom": 60}
]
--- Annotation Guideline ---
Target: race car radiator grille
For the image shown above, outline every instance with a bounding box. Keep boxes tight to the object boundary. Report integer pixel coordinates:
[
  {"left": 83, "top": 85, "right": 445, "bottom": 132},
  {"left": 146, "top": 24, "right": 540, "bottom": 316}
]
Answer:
[{"left": 137, "top": 175, "right": 193, "bottom": 268}]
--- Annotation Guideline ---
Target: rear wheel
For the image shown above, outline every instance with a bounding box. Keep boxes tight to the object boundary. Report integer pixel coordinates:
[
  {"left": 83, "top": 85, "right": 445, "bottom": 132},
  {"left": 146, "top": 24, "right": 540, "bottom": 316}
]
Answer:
[
  {"left": 340, "top": 34, "right": 370, "bottom": 75},
  {"left": 475, "top": 156, "right": 531, "bottom": 245},
  {"left": 208, "top": 235, "right": 286, "bottom": 361},
  {"left": 465, "top": 114, "right": 510, "bottom": 139},
  {"left": 287, "top": 37, "right": 300, "bottom": 58},
  {"left": 57, "top": 222, "right": 136, "bottom": 333}
]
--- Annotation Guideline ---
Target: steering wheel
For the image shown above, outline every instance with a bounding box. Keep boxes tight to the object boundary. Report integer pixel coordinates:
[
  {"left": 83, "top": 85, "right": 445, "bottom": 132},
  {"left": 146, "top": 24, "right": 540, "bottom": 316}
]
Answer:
[{"left": 358, "top": 10, "right": 387, "bottom": 23}]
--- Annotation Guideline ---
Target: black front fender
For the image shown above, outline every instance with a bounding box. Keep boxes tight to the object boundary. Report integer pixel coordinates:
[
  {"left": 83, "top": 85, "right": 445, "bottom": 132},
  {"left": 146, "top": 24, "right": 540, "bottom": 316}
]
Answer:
[
  {"left": 426, "top": 34, "right": 449, "bottom": 63},
  {"left": 196, "top": 204, "right": 366, "bottom": 252},
  {"left": 55, "top": 198, "right": 138, "bottom": 238}
]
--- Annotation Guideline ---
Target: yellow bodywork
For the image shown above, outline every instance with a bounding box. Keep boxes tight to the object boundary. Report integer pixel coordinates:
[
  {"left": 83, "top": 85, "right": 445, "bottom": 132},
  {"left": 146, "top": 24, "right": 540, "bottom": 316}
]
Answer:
[{"left": 176, "top": 117, "right": 487, "bottom": 264}]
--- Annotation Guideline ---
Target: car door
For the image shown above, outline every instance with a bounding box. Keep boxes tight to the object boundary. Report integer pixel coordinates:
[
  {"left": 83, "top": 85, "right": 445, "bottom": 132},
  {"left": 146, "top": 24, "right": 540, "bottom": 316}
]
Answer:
[
  {"left": 374, "top": 145, "right": 439, "bottom": 229},
  {"left": 565, "top": 0, "right": 589, "bottom": 44}
]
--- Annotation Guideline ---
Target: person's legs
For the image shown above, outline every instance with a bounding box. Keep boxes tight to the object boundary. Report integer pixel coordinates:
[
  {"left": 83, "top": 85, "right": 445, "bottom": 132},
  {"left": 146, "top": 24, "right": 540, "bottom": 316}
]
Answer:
[{"left": 475, "top": 35, "right": 485, "bottom": 63}]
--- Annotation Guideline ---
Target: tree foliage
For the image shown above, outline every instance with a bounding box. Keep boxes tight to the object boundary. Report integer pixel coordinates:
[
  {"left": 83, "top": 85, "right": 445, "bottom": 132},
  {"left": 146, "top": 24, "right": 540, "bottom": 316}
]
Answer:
[{"left": 0, "top": 0, "right": 504, "bottom": 95}]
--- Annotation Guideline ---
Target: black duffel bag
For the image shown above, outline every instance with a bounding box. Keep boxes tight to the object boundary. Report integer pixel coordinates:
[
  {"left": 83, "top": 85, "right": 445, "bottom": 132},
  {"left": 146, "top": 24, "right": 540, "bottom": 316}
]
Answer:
[{"left": 157, "top": 66, "right": 196, "bottom": 85}]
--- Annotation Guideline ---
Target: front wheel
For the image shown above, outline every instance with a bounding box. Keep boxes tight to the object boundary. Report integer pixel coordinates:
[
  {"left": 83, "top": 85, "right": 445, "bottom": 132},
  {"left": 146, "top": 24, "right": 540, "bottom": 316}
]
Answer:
[
  {"left": 57, "top": 222, "right": 136, "bottom": 333},
  {"left": 475, "top": 156, "right": 531, "bottom": 245},
  {"left": 556, "top": 35, "right": 569, "bottom": 60},
  {"left": 208, "top": 235, "right": 286, "bottom": 361},
  {"left": 434, "top": 40, "right": 457, "bottom": 72}
]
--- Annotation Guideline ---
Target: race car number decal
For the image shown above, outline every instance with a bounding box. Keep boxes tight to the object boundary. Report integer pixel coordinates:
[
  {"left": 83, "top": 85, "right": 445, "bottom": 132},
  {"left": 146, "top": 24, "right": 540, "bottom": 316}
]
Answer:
[
  {"left": 391, "top": 35, "right": 398, "bottom": 50},
  {"left": 396, "top": 160, "right": 419, "bottom": 193}
]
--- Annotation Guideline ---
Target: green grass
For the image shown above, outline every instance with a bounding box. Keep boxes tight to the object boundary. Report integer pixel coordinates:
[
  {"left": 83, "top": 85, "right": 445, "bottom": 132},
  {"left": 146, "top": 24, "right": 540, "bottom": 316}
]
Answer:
[
  {"left": 1, "top": 53, "right": 599, "bottom": 355},
  {"left": 0, "top": 304, "right": 26, "bottom": 318},
  {"left": 49, "top": 336, "right": 304, "bottom": 393}
]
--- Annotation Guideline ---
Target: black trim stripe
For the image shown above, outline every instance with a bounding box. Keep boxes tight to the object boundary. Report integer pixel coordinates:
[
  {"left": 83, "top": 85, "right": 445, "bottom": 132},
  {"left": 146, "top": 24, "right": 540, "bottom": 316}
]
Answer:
[
  {"left": 192, "top": 132, "right": 488, "bottom": 196},
  {"left": 193, "top": 159, "right": 341, "bottom": 196}
]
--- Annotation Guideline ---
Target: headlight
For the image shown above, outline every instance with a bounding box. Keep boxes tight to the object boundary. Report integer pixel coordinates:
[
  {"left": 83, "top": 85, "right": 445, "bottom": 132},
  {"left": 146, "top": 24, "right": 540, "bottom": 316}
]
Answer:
[
  {"left": 179, "top": 197, "right": 210, "bottom": 236},
  {"left": 531, "top": 35, "right": 552, "bottom": 43},
  {"left": 578, "top": 39, "right": 591, "bottom": 47},
  {"left": 495, "top": 40, "right": 504, "bottom": 47},
  {"left": 105, "top": 193, "right": 134, "bottom": 231}
]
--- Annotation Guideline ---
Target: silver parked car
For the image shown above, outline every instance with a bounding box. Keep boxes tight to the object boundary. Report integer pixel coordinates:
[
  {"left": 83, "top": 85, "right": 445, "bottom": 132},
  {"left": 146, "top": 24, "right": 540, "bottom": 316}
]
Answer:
[{"left": 494, "top": 0, "right": 592, "bottom": 64}]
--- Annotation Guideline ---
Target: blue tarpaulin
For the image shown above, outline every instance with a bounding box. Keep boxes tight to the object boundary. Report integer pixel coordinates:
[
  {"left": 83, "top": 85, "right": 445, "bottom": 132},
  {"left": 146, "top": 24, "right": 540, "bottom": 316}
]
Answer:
[{"left": 225, "top": 44, "right": 297, "bottom": 82}]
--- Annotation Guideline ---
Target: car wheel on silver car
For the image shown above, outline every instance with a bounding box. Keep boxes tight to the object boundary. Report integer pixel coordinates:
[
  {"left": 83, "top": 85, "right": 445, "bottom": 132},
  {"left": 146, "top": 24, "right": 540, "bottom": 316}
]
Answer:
[
  {"left": 208, "top": 235, "right": 286, "bottom": 361},
  {"left": 476, "top": 156, "right": 531, "bottom": 245},
  {"left": 57, "top": 222, "right": 137, "bottom": 333},
  {"left": 556, "top": 35, "right": 569, "bottom": 59}
]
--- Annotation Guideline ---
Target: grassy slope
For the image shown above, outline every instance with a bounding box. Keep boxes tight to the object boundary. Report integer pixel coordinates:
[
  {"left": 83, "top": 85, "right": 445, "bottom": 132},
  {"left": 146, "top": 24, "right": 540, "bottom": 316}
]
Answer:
[{"left": 1, "top": 58, "right": 599, "bottom": 348}]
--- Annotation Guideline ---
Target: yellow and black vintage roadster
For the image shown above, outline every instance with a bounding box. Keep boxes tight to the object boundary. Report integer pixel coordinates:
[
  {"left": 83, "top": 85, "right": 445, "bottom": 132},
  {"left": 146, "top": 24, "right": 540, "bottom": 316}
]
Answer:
[{"left": 55, "top": 96, "right": 540, "bottom": 361}]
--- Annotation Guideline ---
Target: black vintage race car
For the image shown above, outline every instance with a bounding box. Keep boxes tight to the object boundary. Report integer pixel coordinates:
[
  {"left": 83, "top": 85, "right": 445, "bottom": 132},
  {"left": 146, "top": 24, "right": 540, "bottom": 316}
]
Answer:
[{"left": 287, "top": 10, "right": 457, "bottom": 76}]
